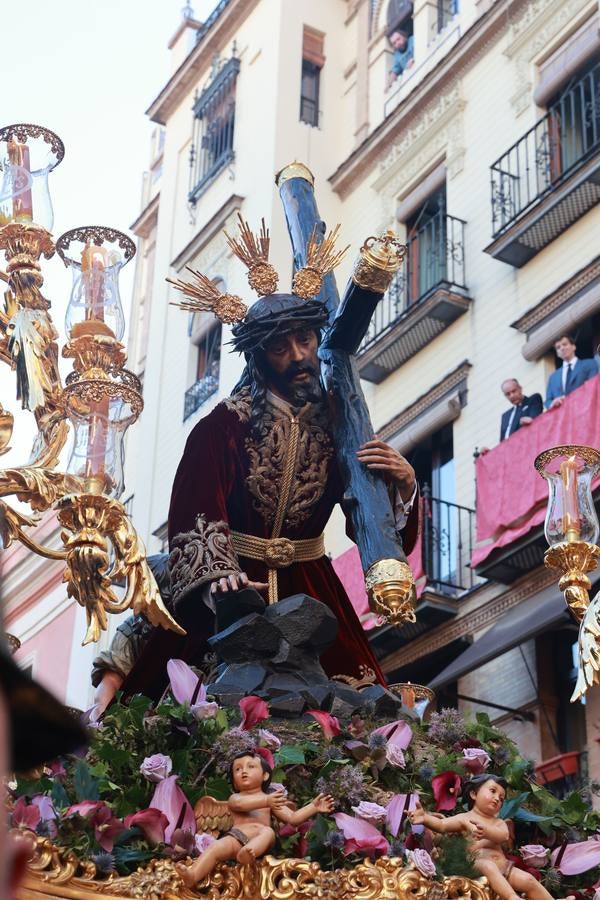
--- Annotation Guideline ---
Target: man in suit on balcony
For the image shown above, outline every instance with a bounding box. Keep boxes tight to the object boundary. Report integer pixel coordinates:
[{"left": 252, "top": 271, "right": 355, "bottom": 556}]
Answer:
[
  {"left": 545, "top": 333, "right": 598, "bottom": 409},
  {"left": 499, "top": 378, "right": 543, "bottom": 442}
]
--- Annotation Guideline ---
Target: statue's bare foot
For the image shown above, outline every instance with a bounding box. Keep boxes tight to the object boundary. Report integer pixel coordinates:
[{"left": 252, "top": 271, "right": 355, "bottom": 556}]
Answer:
[
  {"left": 175, "top": 862, "right": 197, "bottom": 888},
  {"left": 237, "top": 845, "right": 256, "bottom": 865}
]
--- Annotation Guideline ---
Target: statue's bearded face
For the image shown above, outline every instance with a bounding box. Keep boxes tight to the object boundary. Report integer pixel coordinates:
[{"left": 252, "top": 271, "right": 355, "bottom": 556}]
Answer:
[{"left": 262, "top": 327, "right": 322, "bottom": 404}]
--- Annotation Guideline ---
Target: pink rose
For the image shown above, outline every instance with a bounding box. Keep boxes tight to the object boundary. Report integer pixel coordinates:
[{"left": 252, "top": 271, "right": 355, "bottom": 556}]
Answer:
[
  {"left": 519, "top": 845, "right": 550, "bottom": 868},
  {"left": 140, "top": 753, "right": 173, "bottom": 783},
  {"left": 408, "top": 848, "right": 436, "bottom": 878},
  {"left": 351, "top": 801, "right": 388, "bottom": 823},
  {"left": 461, "top": 747, "right": 491, "bottom": 774},
  {"left": 385, "top": 743, "right": 406, "bottom": 767},
  {"left": 195, "top": 832, "right": 216, "bottom": 854}
]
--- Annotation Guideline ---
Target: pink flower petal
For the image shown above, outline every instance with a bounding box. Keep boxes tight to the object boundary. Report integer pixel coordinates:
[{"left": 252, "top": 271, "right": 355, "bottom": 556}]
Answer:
[
  {"left": 386, "top": 793, "right": 418, "bottom": 837},
  {"left": 306, "top": 709, "right": 341, "bottom": 740},
  {"left": 150, "top": 775, "right": 195, "bottom": 844},
  {"left": 372, "top": 719, "right": 413, "bottom": 749},
  {"left": 254, "top": 746, "right": 275, "bottom": 770},
  {"left": 239, "top": 696, "right": 269, "bottom": 730},
  {"left": 333, "top": 812, "right": 390, "bottom": 856},
  {"left": 552, "top": 838, "right": 600, "bottom": 875},
  {"left": 66, "top": 800, "right": 106, "bottom": 819},
  {"left": 432, "top": 771, "right": 461, "bottom": 811},
  {"left": 12, "top": 797, "right": 41, "bottom": 831},
  {"left": 93, "top": 806, "right": 125, "bottom": 853},
  {"left": 124, "top": 808, "right": 169, "bottom": 844},
  {"left": 32, "top": 796, "right": 56, "bottom": 821},
  {"left": 167, "top": 659, "right": 200, "bottom": 705}
]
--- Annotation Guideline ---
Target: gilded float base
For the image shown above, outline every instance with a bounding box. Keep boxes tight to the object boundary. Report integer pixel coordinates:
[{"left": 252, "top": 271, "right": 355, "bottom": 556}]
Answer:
[{"left": 21, "top": 851, "right": 493, "bottom": 899}]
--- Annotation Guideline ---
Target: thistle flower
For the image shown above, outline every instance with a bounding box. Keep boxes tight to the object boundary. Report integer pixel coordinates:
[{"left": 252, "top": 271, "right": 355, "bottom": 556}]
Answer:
[
  {"left": 427, "top": 708, "right": 466, "bottom": 745},
  {"left": 323, "top": 829, "right": 345, "bottom": 850},
  {"left": 316, "top": 764, "right": 366, "bottom": 805},
  {"left": 418, "top": 765, "right": 435, "bottom": 781},
  {"left": 390, "top": 839, "right": 405, "bottom": 857},
  {"left": 91, "top": 852, "right": 116, "bottom": 876},
  {"left": 368, "top": 733, "right": 387, "bottom": 750}
]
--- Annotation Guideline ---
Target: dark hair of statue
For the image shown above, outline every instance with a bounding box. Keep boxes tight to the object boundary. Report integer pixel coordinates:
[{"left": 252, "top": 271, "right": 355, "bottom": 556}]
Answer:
[
  {"left": 463, "top": 773, "right": 508, "bottom": 808},
  {"left": 228, "top": 751, "right": 273, "bottom": 792}
]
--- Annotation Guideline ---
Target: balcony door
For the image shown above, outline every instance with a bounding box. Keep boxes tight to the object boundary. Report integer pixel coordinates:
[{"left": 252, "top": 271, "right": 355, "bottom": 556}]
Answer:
[
  {"left": 409, "top": 423, "right": 459, "bottom": 591},
  {"left": 406, "top": 186, "right": 447, "bottom": 305}
]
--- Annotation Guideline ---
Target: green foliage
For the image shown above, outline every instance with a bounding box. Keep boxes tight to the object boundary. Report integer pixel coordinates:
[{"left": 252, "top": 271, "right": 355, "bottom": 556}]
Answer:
[{"left": 436, "top": 833, "right": 479, "bottom": 880}]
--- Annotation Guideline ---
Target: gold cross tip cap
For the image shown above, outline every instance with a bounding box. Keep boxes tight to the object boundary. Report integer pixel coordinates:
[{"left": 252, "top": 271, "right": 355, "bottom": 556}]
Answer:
[
  {"left": 275, "top": 161, "right": 315, "bottom": 187},
  {"left": 359, "top": 230, "right": 407, "bottom": 273}
]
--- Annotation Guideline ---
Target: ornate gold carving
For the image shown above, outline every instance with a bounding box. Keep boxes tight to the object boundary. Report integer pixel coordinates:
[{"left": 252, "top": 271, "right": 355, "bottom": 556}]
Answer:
[
  {"left": 292, "top": 224, "right": 349, "bottom": 299},
  {"left": 224, "top": 214, "right": 279, "bottom": 296},
  {"left": 0, "top": 404, "right": 13, "bottom": 454},
  {"left": 167, "top": 268, "right": 247, "bottom": 325},
  {"left": 571, "top": 582, "right": 600, "bottom": 702},
  {"left": 21, "top": 835, "right": 495, "bottom": 899},
  {"left": 245, "top": 401, "right": 332, "bottom": 531},
  {"left": 535, "top": 444, "right": 600, "bottom": 472},
  {"left": 332, "top": 665, "right": 378, "bottom": 689},
  {"left": 0, "top": 123, "right": 65, "bottom": 163},
  {"left": 63, "top": 325, "right": 128, "bottom": 374},
  {"left": 544, "top": 540, "right": 600, "bottom": 621},
  {"left": 169, "top": 515, "right": 241, "bottom": 606},
  {"left": 353, "top": 230, "right": 407, "bottom": 293},
  {"left": 56, "top": 493, "right": 185, "bottom": 645},
  {"left": 56, "top": 225, "right": 136, "bottom": 265},
  {"left": 366, "top": 558, "right": 417, "bottom": 626},
  {"left": 275, "top": 161, "right": 315, "bottom": 187}
]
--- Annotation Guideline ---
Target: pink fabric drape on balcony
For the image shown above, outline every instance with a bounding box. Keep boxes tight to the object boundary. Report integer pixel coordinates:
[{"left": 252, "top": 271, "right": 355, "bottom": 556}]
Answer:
[
  {"left": 471, "top": 374, "right": 600, "bottom": 568},
  {"left": 332, "top": 508, "right": 426, "bottom": 631}
]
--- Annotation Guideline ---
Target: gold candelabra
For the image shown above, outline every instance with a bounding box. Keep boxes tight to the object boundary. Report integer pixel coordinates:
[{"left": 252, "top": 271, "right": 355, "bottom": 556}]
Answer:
[
  {"left": 536, "top": 444, "right": 600, "bottom": 701},
  {"left": 0, "top": 123, "right": 183, "bottom": 645}
]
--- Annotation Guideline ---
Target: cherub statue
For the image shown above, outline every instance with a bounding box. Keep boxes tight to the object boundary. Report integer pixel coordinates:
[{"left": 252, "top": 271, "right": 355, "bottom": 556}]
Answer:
[
  {"left": 408, "top": 774, "right": 574, "bottom": 900},
  {"left": 177, "top": 750, "right": 334, "bottom": 888}
]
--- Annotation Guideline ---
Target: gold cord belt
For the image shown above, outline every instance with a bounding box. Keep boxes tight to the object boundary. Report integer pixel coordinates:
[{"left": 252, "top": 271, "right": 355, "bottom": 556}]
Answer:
[{"left": 230, "top": 531, "right": 325, "bottom": 604}]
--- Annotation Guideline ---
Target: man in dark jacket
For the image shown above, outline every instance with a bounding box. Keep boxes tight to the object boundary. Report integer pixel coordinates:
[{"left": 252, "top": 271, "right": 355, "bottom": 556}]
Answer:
[{"left": 499, "top": 378, "right": 543, "bottom": 442}]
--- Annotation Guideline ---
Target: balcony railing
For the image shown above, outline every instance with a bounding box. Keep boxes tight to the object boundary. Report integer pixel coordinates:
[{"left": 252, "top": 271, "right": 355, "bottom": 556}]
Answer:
[
  {"left": 183, "top": 370, "right": 219, "bottom": 421},
  {"left": 421, "top": 485, "right": 477, "bottom": 596},
  {"left": 490, "top": 60, "right": 600, "bottom": 237},
  {"left": 189, "top": 55, "right": 240, "bottom": 204},
  {"left": 359, "top": 213, "right": 466, "bottom": 352}
]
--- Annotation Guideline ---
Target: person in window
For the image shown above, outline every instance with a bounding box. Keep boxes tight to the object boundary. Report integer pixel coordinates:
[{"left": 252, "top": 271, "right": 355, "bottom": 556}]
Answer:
[
  {"left": 545, "top": 333, "right": 598, "bottom": 409},
  {"left": 388, "top": 30, "right": 414, "bottom": 85},
  {"left": 498, "top": 378, "right": 542, "bottom": 442}
]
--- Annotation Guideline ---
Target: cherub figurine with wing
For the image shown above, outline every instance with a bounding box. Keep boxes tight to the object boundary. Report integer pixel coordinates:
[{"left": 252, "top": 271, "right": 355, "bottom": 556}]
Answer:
[{"left": 177, "top": 750, "right": 334, "bottom": 888}]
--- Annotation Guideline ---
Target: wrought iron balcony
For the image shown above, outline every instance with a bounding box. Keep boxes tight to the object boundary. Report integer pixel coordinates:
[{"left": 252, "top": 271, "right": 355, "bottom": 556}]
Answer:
[
  {"left": 422, "top": 486, "right": 478, "bottom": 597},
  {"left": 486, "top": 59, "right": 600, "bottom": 266},
  {"left": 357, "top": 213, "right": 471, "bottom": 383},
  {"left": 188, "top": 55, "right": 240, "bottom": 204},
  {"left": 183, "top": 370, "right": 219, "bottom": 421}
]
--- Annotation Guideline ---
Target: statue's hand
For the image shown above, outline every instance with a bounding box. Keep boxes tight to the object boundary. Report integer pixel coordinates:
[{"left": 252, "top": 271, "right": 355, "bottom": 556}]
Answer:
[
  {"left": 210, "top": 572, "right": 269, "bottom": 595},
  {"left": 356, "top": 439, "right": 416, "bottom": 501}
]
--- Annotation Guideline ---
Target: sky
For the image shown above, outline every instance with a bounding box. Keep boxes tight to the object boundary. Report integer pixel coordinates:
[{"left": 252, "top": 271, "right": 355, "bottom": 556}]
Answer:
[{"left": 1, "top": 0, "right": 213, "bottom": 461}]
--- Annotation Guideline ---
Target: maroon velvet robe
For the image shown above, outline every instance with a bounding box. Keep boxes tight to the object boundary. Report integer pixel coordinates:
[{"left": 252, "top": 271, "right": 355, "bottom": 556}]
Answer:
[{"left": 124, "top": 388, "right": 418, "bottom": 698}]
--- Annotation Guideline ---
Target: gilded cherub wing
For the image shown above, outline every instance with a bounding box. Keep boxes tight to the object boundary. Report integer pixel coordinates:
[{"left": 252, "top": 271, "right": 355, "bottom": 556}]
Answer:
[
  {"left": 193, "top": 796, "right": 233, "bottom": 837},
  {"left": 572, "top": 589, "right": 600, "bottom": 701}
]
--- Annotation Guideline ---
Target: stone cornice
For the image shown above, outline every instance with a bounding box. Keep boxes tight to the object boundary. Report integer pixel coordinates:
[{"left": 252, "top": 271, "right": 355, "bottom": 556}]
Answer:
[
  {"left": 329, "top": 0, "right": 529, "bottom": 197},
  {"left": 146, "top": 0, "right": 261, "bottom": 125},
  {"left": 381, "top": 565, "right": 558, "bottom": 673},
  {"left": 511, "top": 254, "right": 600, "bottom": 333},
  {"left": 170, "top": 193, "right": 244, "bottom": 270},
  {"left": 378, "top": 361, "right": 471, "bottom": 441},
  {"left": 130, "top": 193, "right": 160, "bottom": 239}
]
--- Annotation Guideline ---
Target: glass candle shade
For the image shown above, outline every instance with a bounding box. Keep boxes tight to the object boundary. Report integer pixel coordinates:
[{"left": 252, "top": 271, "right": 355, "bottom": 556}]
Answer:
[
  {"left": 535, "top": 446, "right": 600, "bottom": 546},
  {"left": 64, "top": 382, "right": 140, "bottom": 499},
  {"left": 0, "top": 124, "right": 64, "bottom": 231},
  {"left": 57, "top": 227, "right": 136, "bottom": 342}
]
